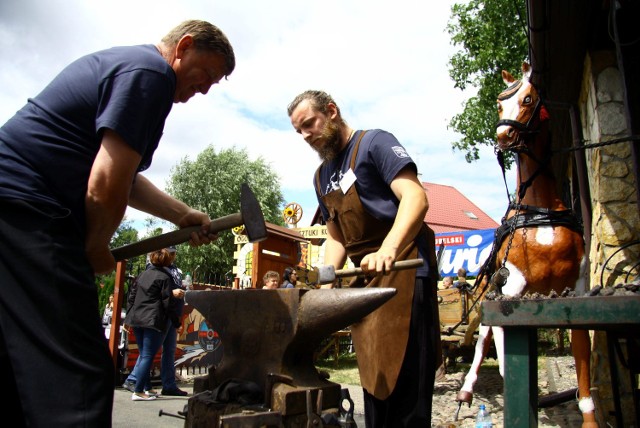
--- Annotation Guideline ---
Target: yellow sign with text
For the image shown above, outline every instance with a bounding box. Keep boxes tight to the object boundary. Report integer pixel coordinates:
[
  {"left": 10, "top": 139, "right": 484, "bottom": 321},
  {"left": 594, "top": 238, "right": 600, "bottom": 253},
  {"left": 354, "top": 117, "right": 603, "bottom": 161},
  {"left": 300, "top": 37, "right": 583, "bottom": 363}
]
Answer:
[{"left": 233, "top": 226, "right": 328, "bottom": 245}]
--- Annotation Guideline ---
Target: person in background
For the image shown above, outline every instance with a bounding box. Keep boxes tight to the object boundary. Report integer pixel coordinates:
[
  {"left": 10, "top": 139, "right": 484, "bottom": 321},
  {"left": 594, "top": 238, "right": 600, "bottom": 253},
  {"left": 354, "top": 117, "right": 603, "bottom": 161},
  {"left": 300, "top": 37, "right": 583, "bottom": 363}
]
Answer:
[
  {"left": 122, "top": 245, "right": 188, "bottom": 396},
  {"left": 0, "top": 20, "right": 234, "bottom": 425},
  {"left": 453, "top": 267, "right": 470, "bottom": 290},
  {"left": 288, "top": 90, "right": 440, "bottom": 427},
  {"left": 441, "top": 276, "right": 454, "bottom": 289},
  {"left": 280, "top": 267, "right": 297, "bottom": 288},
  {"left": 104, "top": 293, "right": 115, "bottom": 316},
  {"left": 102, "top": 293, "right": 115, "bottom": 331},
  {"left": 160, "top": 246, "right": 188, "bottom": 396},
  {"left": 101, "top": 293, "right": 118, "bottom": 343},
  {"left": 262, "top": 271, "right": 280, "bottom": 289},
  {"left": 124, "top": 248, "right": 183, "bottom": 401}
]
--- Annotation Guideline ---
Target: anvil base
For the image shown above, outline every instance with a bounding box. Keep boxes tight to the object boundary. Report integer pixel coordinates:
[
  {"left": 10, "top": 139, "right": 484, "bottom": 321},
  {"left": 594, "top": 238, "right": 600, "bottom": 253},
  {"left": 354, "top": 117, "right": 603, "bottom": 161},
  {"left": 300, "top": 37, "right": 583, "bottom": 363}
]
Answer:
[{"left": 185, "top": 385, "right": 345, "bottom": 428}]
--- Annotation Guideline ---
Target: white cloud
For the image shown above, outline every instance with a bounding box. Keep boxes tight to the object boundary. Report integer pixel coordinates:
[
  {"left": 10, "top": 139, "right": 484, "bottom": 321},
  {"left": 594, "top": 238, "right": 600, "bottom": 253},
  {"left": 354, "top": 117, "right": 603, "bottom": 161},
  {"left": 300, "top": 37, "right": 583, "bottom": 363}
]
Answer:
[{"left": 0, "top": 0, "right": 514, "bottom": 231}]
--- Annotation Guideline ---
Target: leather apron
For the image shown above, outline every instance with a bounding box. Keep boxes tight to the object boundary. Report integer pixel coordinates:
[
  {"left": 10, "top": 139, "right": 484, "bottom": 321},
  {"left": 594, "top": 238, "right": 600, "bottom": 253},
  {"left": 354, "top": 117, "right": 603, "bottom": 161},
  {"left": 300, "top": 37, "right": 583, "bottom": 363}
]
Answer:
[{"left": 315, "top": 131, "right": 418, "bottom": 400}]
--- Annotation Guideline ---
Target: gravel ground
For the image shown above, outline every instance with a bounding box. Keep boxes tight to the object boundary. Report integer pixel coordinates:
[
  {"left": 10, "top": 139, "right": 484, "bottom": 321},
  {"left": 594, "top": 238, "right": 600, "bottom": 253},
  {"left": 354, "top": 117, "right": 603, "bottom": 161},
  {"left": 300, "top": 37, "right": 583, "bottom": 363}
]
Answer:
[{"left": 430, "top": 355, "right": 584, "bottom": 427}]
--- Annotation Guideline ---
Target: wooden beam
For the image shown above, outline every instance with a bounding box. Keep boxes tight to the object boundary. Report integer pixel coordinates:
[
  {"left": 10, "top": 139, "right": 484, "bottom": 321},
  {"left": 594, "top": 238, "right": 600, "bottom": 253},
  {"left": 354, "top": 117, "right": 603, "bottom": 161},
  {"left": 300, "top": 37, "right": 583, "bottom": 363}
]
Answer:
[{"left": 109, "top": 260, "right": 127, "bottom": 370}]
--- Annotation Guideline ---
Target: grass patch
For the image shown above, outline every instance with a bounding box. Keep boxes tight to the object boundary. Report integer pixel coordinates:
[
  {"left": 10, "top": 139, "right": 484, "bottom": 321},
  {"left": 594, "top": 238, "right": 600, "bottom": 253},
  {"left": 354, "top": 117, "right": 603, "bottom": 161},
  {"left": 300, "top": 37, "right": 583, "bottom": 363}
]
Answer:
[
  {"left": 315, "top": 352, "right": 361, "bottom": 385},
  {"left": 314, "top": 329, "right": 572, "bottom": 386}
]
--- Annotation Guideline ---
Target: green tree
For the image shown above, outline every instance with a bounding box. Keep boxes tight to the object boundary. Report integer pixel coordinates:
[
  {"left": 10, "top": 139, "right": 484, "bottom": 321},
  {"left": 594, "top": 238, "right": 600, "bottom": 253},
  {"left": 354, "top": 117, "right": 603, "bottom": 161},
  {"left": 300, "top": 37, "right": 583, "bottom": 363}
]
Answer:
[
  {"left": 142, "top": 217, "right": 167, "bottom": 235},
  {"left": 446, "top": 0, "right": 528, "bottom": 164},
  {"left": 165, "top": 146, "right": 285, "bottom": 279},
  {"left": 96, "top": 275, "right": 114, "bottom": 316},
  {"left": 110, "top": 218, "right": 139, "bottom": 249},
  {"left": 125, "top": 225, "right": 166, "bottom": 276},
  {"left": 97, "top": 219, "right": 141, "bottom": 311},
  {"left": 101, "top": 216, "right": 165, "bottom": 311}
]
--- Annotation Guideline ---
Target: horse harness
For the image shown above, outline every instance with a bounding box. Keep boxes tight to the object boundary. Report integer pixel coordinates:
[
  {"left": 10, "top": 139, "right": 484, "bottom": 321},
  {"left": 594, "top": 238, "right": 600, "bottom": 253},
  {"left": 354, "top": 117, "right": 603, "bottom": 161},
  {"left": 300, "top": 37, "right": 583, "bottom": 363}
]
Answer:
[{"left": 484, "top": 204, "right": 583, "bottom": 288}]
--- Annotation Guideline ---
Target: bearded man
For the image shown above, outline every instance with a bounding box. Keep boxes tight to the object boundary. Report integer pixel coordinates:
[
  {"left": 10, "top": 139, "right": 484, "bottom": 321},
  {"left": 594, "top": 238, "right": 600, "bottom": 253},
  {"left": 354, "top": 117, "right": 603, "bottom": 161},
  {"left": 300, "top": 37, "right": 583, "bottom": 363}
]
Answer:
[{"left": 288, "top": 90, "right": 440, "bottom": 427}]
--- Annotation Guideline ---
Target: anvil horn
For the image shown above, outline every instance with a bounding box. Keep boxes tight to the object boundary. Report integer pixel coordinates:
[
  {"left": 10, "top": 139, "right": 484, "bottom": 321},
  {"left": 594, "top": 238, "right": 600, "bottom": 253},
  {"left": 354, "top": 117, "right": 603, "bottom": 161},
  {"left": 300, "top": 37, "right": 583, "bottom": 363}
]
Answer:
[{"left": 295, "top": 287, "right": 396, "bottom": 337}]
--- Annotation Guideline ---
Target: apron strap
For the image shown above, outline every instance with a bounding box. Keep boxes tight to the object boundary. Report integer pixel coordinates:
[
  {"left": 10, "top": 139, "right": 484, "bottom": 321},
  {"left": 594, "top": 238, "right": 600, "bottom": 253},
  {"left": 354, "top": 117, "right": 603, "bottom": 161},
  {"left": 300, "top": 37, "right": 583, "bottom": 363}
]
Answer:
[
  {"left": 314, "top": 167, "right": 322, "bottom": 195},
  {"left": 349, "top": 130, "right": 368, "bottom": 170},
  {"left": 314, "top": 130, "right": 368, "bottom": 195}
]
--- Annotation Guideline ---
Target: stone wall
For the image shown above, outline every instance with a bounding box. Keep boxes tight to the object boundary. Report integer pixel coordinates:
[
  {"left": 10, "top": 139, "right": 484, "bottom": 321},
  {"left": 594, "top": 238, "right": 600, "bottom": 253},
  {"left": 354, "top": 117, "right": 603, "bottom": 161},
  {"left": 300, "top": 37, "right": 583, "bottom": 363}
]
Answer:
[{"left": 579, "top": 50, "right": 639, "bottom": 426}]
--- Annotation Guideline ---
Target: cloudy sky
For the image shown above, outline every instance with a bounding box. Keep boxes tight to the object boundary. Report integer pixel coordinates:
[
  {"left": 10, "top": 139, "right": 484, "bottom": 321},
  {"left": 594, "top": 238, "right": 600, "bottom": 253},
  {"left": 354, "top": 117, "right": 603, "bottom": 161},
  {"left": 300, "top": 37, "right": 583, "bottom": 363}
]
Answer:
[{"left": 0, "top": 0, "right": 515, "bottom": 231}]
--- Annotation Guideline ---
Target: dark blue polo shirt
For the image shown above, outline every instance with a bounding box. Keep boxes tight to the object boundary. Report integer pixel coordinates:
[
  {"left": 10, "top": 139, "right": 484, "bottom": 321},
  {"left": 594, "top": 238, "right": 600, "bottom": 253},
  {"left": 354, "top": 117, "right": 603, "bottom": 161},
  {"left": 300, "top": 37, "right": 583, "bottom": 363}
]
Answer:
[
  {"left": 0, "top": 44, "right": 175, "bottom": 229},
  {"left": 315, "top": 129, "right": 431, "bottom": 277}
]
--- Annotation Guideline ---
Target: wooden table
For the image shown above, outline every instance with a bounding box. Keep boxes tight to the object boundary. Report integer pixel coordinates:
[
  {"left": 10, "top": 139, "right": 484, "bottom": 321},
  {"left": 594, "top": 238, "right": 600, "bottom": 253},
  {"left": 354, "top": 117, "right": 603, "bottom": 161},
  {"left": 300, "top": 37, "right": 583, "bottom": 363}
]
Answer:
[{"left": 481, "top": 295, "right": 640, "bottom": 427}]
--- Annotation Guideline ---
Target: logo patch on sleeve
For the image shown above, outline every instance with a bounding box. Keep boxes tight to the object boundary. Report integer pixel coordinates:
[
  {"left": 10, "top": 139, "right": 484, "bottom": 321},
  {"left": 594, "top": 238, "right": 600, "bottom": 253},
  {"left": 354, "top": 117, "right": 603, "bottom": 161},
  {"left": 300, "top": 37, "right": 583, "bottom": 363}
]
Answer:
[{"left": 392, "top": 146, "right": 409, "bottom": 158}]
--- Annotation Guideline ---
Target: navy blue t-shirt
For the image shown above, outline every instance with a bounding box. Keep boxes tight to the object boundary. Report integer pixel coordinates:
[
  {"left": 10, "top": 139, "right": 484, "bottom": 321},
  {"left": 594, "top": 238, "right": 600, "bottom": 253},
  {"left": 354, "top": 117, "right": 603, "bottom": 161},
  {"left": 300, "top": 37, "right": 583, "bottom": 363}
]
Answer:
[
  {"left": 0, "top": 44, "right": 175, "bottom": 229},
  {"left": 315, "top": 129, "right": 431, "bottom": 277}
]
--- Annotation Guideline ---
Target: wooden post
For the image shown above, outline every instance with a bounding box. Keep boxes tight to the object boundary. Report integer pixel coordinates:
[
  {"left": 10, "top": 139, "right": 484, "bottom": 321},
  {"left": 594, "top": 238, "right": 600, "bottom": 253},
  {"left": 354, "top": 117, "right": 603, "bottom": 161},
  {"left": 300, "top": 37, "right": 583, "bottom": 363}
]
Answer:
[{"left": 109, "top": 260, "right": 127, "bottom": 370}]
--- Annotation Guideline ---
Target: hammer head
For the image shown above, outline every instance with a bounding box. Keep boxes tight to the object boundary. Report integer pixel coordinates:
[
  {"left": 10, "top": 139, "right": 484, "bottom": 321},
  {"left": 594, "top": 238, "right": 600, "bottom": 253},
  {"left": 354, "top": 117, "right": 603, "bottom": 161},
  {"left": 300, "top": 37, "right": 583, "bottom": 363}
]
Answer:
[
  {"left": 315, "top": 265, "right": 336, "bottom": 285},
  {"left": 241, "top": 183, "right": 268, "bottom": 243},
  {"left": 302, "top": 265, "right": 340, "bottom": 287}
]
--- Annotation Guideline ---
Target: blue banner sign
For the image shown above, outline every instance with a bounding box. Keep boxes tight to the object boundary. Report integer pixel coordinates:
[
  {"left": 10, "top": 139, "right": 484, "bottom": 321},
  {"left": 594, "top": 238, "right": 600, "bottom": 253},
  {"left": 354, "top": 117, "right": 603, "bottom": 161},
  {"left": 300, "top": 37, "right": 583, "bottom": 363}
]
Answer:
[{"left": 436, "top": 228, "right": 496, "bottom": 277}]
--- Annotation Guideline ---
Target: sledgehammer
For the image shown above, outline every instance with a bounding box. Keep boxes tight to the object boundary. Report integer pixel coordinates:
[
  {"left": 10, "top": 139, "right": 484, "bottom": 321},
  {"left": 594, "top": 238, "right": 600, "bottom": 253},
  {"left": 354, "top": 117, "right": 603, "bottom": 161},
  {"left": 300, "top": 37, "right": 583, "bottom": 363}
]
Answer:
[
  {"left": 306, "top": 258, "right": 425, "bottom": 287},
  {"left": 111, "top": 183, "right": 267, "bottom": 260}
]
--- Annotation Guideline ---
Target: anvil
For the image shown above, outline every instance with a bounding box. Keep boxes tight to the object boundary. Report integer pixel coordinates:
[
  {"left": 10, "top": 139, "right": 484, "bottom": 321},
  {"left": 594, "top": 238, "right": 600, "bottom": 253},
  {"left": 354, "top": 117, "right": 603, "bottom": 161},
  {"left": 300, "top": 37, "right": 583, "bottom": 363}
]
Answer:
[{"left": 184, "top": 288, "right": 396, "bottom": 419}]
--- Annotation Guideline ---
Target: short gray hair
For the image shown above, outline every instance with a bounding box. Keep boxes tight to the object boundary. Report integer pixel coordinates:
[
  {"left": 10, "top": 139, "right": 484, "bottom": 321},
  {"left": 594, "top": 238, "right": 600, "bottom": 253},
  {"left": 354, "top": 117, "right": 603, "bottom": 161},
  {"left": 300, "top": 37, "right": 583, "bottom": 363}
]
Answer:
[{"left": 162, "top": 20, "right": 235, "bottom": 77}]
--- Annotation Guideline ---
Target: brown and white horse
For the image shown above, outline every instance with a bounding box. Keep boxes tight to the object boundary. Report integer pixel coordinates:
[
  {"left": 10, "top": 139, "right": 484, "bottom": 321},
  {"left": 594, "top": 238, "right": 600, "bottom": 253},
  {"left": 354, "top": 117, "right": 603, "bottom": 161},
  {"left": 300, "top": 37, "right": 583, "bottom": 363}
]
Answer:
[{"left": 454, "top": 62, "right": 597, "bottom": 427}]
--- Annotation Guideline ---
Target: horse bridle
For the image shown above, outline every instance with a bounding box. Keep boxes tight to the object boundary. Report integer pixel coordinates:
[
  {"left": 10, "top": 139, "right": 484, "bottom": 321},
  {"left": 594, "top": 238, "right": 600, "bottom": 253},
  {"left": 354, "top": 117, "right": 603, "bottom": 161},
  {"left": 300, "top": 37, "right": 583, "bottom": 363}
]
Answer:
[
  {"left": 494, "top": 78, "right": 553, "bottom": 200},
  {"left": 495, "top": 79, "right": 544, "bottom": 153}
]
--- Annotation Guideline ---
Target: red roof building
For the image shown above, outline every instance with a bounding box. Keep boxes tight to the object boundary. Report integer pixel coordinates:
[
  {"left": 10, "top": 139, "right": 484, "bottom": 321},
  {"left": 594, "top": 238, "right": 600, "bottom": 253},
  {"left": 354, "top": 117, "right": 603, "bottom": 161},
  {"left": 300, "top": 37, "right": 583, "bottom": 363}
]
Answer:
[
  {"left": 422, "top": 182, "right": 499, "bottom": 234},
  {"left": 310, "top": 182, "right": 499, "bottom": 234}
]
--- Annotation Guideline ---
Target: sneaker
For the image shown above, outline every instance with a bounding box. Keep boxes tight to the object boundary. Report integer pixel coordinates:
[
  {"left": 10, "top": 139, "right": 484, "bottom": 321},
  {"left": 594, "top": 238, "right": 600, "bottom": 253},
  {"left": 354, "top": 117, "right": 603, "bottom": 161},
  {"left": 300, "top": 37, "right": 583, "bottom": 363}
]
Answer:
[
  {"left": 131, "top": 393, "right": 156, "bottom": 401},
  {"left": 161, "top": 387, "right": 188, "bottom": 397},
  {"left": 122, "top": 381, "right": 135, "bottom": 393},
  {"left": 145, "top": 389, "right": 160, "bottom": 398}
]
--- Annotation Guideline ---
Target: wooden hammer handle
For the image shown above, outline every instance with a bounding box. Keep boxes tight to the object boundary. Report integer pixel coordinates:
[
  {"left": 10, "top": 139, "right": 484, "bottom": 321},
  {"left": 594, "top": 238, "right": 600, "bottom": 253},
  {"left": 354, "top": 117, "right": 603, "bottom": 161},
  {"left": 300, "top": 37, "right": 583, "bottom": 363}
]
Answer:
[
  {"left": 111, "top": 213, "right": 242, "bottom": 261},
  {"left": 334, "top": 258, "right": 425, "bottom": 278}
]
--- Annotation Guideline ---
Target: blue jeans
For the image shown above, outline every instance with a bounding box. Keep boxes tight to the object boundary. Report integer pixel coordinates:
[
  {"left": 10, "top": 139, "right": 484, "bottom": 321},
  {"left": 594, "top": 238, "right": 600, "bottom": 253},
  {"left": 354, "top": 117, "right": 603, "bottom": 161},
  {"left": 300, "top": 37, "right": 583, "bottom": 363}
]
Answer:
[
  {"left": 131, "top": 327, "right": 165, "bottom": 394},
  {"left": 161, "top": 325, "right": 179, "bottom": 390},
  {"left": 126, "top": 323, "right": 178, "bottom": 390}
]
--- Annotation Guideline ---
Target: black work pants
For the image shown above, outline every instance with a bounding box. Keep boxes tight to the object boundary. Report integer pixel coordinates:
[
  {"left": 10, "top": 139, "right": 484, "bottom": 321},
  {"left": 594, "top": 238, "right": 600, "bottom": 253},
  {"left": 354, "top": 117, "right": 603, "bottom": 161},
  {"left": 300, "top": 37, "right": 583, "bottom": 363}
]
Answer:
[{"left": 0, "top": 199, "right": 114, "bottom": 427}]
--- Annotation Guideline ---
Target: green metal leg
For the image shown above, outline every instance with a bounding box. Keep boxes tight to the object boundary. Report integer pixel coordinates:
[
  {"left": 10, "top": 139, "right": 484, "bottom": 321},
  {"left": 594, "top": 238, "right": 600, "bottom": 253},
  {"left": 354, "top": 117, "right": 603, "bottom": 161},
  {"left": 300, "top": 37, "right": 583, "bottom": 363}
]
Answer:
[{"left": 503, "top": 327, "right": 538, "bottom": 427}]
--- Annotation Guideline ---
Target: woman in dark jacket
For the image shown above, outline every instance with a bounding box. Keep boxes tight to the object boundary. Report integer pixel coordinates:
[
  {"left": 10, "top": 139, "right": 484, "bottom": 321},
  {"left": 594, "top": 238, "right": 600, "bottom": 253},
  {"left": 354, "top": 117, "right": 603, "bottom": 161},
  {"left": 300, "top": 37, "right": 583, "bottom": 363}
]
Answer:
[
  {"left": 124, "top": 248, "right": 180, "bottom": 401},
  {"left": 280, "top": 267, "right": 297, "bottom": 289}
]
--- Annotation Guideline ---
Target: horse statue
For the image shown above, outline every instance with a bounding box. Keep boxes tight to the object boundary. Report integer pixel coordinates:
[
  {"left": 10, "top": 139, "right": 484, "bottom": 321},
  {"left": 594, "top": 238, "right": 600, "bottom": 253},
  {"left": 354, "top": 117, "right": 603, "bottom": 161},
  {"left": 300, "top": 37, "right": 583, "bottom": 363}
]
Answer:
[{"left": 454, "top": 62, "right": 597, "bottom": 427}]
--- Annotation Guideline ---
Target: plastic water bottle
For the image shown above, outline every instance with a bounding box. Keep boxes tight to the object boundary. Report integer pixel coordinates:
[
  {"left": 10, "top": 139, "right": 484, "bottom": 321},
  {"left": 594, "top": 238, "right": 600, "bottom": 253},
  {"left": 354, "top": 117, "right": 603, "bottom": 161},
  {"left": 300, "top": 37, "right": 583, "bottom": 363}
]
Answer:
[
  {"left": 183, "top": 272, "right": 192, "bottom": 290},
  {"left": 475, "top": 404, "right": 492, "bottom": 427}
]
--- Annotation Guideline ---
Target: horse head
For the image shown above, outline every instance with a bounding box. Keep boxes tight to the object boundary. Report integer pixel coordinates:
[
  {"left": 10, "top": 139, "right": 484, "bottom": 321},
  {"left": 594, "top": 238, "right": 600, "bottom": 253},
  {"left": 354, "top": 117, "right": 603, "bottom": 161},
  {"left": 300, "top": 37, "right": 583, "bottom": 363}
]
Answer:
[{"left": 496, "top": 62, "right": 548, "bottom": 154}]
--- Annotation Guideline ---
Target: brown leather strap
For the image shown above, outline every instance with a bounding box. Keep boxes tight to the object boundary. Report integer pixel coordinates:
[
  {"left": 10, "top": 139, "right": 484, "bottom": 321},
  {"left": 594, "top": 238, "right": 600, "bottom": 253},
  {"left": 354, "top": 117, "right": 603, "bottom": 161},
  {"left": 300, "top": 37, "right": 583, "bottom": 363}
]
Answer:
[
  {"left": 314, "top": 130, "right": 368, "bottom": 195},
  {"left": 349, "top": 130, "right": 367, "bottom": 170},
  {"left": 314, "top": 166, "right": 322, "bottom": 195}
]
